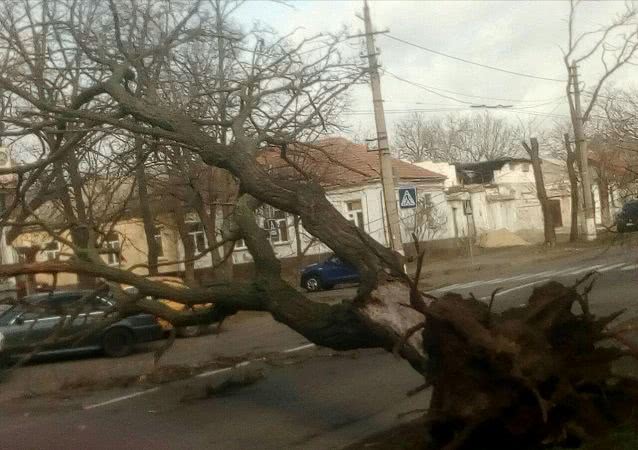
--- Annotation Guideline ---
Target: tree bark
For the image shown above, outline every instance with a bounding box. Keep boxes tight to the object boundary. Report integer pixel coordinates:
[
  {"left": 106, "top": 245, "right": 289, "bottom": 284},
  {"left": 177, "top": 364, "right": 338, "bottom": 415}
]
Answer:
[
  {"left": 135, "top": 138, "right": 160, "bottom": 275},
  {"left": 172, "top": 199, "right": 197, "bottom": 286},
  {"left": 522, "top": 138, "right": 556, "bottom": 247},
  {"left": 564, "top": 134, "right": 580, "bottom": 242},
  {"left": 596, "top": 168, "right": 612, "bottom": 226}
]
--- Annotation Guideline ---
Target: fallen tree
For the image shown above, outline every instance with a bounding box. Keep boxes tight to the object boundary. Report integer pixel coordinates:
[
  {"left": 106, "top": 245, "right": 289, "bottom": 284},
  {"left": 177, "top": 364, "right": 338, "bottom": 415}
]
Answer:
[
  {"left": 418, "top": 278, "right": 638, "bottom": 449},
  {"left": 0, "top": 1, "right": 636, "bottom": 448}
]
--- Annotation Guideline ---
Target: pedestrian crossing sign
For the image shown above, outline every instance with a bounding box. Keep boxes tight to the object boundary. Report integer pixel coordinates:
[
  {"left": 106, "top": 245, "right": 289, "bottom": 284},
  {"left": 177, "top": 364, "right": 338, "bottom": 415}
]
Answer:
[{"left": 399, "top": 187, "right": 417, "bottom": 209}]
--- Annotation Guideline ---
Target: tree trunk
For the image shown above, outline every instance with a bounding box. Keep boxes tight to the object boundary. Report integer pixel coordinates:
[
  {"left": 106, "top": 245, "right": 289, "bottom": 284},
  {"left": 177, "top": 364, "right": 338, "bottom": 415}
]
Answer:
[
  {"left": 522, "top": 138, "right": 556, "bottom": 247},
  {"left": 597, "top": 170, "right": 611, "bottom": 226},
  {"left": 564, "top": 134, "right": 580, "bottom": 242},
  {"left": 293, "top": 215, "right": 304, "bottom": 270},
  {"left": 135, "top": 138, "right": 159, "bottom": 275},
  {"left": 172, "top": 200, "right": 197, "bottom": 286}
]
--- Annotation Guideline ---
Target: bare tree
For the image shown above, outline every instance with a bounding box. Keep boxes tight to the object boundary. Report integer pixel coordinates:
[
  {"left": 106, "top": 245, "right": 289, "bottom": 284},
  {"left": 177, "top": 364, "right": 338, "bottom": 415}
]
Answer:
[
  {"left": 563, "top": 0, "right": 638, "bottom": 236},
  {"left": 522, "top": 138, "right": 556, "bottom": 246},
  {"left": 394, "top": 111, "right": 520, "bottom": 163},
  {"left": 0, "top": 2, "right": 636, "bottom": 448}
]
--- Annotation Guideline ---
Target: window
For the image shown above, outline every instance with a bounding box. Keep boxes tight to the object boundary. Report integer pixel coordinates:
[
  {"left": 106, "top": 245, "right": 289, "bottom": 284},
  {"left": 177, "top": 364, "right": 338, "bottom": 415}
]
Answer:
[
  {"left": 187, "top": 221, "right": 207, "bottom": 254},
  {"left": 346, "top": 200, "right": 365, "bottom": 231},
  {"left": 424, "top": 194, "right": 433, "bottom": 209},
  {"left": 104, "top": 232, "right": 120, "bottom": 265},
  {"left": 154, "top": 227, "right": 164, "bottom": 258},
  {"left": 235, "top": 238, "right": 247, "bottom": 249},
  {"left": 262, "top": 206, "right": 289, "bottom": 243},
  {"left": 463, "top": 200, "right": 473, "bottom": 216},
  {"left": 43, "top": 241, "right": 60, "bottom": 261},
  {"left": 522, "top": 163, "right": 530, "bottom": 173}
]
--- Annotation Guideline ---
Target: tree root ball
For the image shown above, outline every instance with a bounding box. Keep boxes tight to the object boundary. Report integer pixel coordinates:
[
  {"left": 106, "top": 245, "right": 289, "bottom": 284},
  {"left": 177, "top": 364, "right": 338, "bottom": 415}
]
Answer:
[{"left": 420, "top": 280, "right": 638, "bottom": 450}]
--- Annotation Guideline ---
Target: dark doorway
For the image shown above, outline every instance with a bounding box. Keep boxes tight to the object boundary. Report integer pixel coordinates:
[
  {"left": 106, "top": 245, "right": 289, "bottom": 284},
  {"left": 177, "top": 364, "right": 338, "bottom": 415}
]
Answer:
[{"left": 548, "top": 199, "right": 563, "bottom": 227}]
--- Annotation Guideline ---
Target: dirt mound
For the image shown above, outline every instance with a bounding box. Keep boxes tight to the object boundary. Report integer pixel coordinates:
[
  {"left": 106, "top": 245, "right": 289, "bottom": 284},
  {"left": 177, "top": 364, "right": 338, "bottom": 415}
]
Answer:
[{"left": 478, "top": 228, "right": 531, "bottom": 248}]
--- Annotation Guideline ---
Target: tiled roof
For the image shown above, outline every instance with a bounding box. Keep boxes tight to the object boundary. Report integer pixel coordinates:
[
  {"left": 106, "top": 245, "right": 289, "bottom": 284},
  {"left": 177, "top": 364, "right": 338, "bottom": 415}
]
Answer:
[{"left": 259, "top": 137, "right": 446, "bottom": 188}]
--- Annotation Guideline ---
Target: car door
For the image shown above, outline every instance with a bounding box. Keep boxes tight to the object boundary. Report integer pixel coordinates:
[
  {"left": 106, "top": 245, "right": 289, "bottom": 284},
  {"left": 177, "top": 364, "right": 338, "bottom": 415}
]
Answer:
[
  {"left": 72, "top": 294, "right": 115, "bottom": 347},
  {"left": 339, "top": 260, "right": 360, "bottom": 283},
  {"left": 1, "top": 305, "right": 64, "bottom": 352},
  {"left": 322, "top": 256, "right": 359, "bottom": 284},
  {"left": 320, "top": 256, "right": 350, "bottom": 285}
]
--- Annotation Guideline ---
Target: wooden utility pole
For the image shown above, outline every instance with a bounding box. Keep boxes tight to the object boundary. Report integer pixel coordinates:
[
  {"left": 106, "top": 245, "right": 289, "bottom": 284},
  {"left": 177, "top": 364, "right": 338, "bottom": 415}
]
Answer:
[
  {"left": 570, "top": 63, "right": 596, "bottom": 241},
  {"left": 362, "top": 0, "right": 403, "bottom": 254}
]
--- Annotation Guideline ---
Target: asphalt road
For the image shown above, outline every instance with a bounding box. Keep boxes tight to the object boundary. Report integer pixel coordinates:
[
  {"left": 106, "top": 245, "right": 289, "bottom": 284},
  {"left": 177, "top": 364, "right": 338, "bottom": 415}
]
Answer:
[{"left": 1, "top": 245, "right": 637, "bottom": 449}]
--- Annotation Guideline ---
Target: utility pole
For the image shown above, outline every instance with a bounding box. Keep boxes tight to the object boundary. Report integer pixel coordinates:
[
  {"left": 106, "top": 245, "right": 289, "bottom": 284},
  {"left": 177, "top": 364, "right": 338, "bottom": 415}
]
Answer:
[
  {"left": 362, "top": 0, "right": 403, "bottom": 254},
  {"left": 570, "top": 63, "right": 597, "bottom": 241}
]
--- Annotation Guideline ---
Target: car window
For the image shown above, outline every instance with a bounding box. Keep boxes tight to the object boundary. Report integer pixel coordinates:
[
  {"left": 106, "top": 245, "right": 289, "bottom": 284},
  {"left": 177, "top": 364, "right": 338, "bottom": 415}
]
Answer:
[
  {"left": 43, "top": 294, "right": 84, "bottom": 315},
  {"left": 328, "top": 256, "right": 342, "bottom": 264},
  {"left": 89, "top": 296, "right": 114, "bottom": 312}
]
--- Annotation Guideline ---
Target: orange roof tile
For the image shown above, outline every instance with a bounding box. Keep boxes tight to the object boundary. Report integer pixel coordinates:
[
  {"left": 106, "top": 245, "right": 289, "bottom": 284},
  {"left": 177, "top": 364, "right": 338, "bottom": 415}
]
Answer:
[{"left": 259, "top": 137, "right": 446, "bottom": 188}]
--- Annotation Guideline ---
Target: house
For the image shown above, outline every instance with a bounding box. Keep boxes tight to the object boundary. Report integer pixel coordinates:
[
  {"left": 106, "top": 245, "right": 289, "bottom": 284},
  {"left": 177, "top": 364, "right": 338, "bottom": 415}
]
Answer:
[
  {"left": 230, "top": 138, "right": 449, "bottom": 265},
  {"left": 12, "top": 138, "right": 448, "bottom": 287},
  {"left": 416, "top": 158, "right": 573, "bottom": 239}
]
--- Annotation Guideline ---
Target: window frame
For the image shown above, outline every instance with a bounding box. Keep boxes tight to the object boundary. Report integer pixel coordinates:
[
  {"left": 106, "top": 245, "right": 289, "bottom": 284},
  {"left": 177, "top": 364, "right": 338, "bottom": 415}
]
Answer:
[
  {"left": 262, "top": 206, "right": 290, "bottom": 244},
  {"left": 153, "top": 227, "right": 165, "bottom": 258},
  {"left": 43, "top": 241, "right": 61, "bottom": 261},
  {"left": 104, "top": 233, "right": 121, "bottom": 266},
  {"left": 346, "top": 199, "right": 365, "bottom": 231},
  {"left": 186, "top": 221, "right": 208, "bottom": 255}
]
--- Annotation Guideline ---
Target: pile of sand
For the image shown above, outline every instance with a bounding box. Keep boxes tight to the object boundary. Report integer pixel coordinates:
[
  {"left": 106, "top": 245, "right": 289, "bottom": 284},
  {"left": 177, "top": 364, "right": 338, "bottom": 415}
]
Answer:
[{"left": 478, "top": 229, "right": 531, "bottom": 248}]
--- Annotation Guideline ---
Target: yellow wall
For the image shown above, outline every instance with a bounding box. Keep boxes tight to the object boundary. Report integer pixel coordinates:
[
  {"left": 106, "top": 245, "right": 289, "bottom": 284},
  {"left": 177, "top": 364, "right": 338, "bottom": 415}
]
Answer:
[{"left": 14, "top": 216, "right": 181, "bottom": 287}]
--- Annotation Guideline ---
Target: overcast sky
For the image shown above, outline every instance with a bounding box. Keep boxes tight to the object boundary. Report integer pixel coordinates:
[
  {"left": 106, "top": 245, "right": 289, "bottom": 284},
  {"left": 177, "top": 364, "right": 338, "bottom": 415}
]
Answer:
[{"left": 238, "top": 1, "right": 638, "bottom": 139}]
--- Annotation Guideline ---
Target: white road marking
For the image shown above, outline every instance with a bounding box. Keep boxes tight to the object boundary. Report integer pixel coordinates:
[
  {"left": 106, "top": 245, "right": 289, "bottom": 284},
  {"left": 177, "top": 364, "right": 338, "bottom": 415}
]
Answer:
[
  {"left": 480, "top": 279, "right": 550, "bottom": 301},
  {"left": 83, "top": 387, "right": 160, "bottom": 410},
  {"left": 85, "top": 348, "right": 306, "bottom": 409},
  {"left": 282, "top": 343, "right": 316, "bottom": 353},
  {"left": 621, "top": 264, "right": 638, "bottom": 271},
  {"left": 597, "top": 263, "right": 628, "bottom": 273},
  {"left": 196, "top": 366, "right": 233, "bottom": 378},
  {"left": 196, "top": 359, "right": 264, "bottom": 378},
  {"left": 564, "top": 264, "right": 604, "bottom": 276}
]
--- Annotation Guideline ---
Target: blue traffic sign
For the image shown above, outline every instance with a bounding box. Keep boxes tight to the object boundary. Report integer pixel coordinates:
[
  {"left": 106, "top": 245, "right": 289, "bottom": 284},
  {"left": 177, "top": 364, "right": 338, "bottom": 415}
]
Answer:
[{"left": 399, "top": 187, "right": 417, "bottom": 209}]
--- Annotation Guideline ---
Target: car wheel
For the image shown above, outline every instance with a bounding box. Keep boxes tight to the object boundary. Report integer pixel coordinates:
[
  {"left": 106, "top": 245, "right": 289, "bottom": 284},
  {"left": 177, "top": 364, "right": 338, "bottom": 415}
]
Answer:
[
  {"left": 176, "top": 325, "right": 201, "bottom": 338},
  {"left": 102, "top": 327, "right": 135, "bottom": 358},
  {"left": 304, "top": 276, "right": 322, "bottom": 292}
]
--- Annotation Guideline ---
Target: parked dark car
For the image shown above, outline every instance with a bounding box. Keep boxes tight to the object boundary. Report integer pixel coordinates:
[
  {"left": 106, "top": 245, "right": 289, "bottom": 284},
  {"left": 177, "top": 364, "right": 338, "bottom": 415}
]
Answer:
[
  {"left": 0, "top": 290, "right": 162, "bottom": 360},
  {"left": 617, "top": 200, "right": 638, "bottom": 233},
  {"left": 300, "top": 255, "right": 360, "bottom": 292}
]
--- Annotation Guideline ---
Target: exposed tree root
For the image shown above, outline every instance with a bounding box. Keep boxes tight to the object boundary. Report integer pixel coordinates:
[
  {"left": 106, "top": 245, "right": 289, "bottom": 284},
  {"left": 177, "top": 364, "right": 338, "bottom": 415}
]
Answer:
[{"left": 419, "top": 280, "right": 638, "bottom": 450}]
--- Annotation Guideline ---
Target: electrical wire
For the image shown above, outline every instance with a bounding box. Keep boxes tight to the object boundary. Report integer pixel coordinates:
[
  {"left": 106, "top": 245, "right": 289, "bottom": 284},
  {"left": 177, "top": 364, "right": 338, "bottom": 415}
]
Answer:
[
  {"left": 384, "top": 34, "right": 566, "bottom": 83},
  {"left": 382, "top": 70, "right": 475, "bottom": 104},
  {"left": 382, "top": 71, "right": 564, "bottom": 104}
]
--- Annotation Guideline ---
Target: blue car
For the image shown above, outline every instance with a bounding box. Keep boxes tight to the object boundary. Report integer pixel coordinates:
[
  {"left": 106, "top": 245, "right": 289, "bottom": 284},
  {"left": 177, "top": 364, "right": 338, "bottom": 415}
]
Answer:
[{"left": 300, "top": 255, "right": 360, "bottom": 292}]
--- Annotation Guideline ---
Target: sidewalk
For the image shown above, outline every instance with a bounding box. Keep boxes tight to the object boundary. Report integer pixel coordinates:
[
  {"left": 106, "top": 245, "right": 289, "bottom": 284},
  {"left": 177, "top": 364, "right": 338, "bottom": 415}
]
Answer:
[{"left": 412, "top": 231, "right": 638, "bottom": 290}]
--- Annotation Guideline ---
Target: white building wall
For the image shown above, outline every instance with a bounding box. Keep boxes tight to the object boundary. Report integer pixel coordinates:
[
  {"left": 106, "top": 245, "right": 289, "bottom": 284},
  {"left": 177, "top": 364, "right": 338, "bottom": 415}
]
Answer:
[
  {"left": 492, "top": 161, "right": 535, "bottom": 184},
  {"left": 414, "top": 161, "right": 457, "bottom": 188},
  {"left": 229, "top": 180, "right": 448, "bottom": 265}
]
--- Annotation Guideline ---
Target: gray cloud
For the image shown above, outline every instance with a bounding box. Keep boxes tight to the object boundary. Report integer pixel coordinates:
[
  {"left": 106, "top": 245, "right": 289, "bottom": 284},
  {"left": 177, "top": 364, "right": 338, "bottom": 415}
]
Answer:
[{"left": 239, "top": 1, "right": 637, "bottom": 136}]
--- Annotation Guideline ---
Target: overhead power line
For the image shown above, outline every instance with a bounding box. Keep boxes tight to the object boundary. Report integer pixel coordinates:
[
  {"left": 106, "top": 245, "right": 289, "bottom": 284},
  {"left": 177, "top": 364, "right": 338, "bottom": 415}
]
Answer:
[
  {"left": 384, "top": 34, "right": 566, "bottom": 83},
  {"left": 383, "top": 70, "right": 564, "bottom": 107},
  {"left": 383, "top": 70, "right": 475, "bottom": 104}
]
